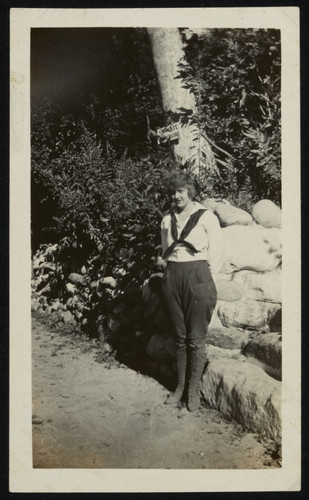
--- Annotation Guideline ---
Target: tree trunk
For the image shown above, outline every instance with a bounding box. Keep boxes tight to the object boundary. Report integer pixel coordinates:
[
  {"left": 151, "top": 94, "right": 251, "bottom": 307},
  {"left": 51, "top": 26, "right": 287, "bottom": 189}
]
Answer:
[{"left": 148, "top": 28, "right": 217, "bottom": 175}]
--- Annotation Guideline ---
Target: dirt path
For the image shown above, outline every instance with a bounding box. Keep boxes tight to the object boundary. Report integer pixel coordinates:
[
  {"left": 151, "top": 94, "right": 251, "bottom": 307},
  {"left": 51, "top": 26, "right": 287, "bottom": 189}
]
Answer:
[{"left": 32, "top": 315, "right": 279, "bottom": 469}]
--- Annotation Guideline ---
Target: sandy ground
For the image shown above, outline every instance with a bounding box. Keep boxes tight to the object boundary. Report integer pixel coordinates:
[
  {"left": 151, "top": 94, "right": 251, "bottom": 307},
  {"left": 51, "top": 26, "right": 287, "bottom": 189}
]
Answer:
[{"left": 32, "top": 315, "right": 280, "bottom": 469}]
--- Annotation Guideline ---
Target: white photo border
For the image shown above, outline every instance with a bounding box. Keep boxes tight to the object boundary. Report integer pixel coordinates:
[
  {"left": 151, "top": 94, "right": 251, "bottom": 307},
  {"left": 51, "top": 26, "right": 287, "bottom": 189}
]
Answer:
[{"left": 10, "top": 7, "right": 301, "bottom": 493}]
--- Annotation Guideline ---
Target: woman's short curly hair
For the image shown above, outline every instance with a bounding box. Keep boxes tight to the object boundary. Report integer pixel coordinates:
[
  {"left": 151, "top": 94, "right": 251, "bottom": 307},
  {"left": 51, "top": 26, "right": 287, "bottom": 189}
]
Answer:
[{"left": 165, "top": 170, "right": 196, "bottom": 199}]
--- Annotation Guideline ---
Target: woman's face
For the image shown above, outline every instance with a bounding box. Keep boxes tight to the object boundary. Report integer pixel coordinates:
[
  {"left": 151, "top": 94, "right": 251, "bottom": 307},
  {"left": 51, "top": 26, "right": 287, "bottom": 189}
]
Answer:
[{"left": 171, "top": 186, "right": 191, "bottom": 211}]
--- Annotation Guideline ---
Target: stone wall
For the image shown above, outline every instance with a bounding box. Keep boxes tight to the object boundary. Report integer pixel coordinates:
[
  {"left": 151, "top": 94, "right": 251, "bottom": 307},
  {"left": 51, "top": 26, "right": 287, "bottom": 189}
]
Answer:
[{"left": 32, "top": 198, "right": 282, "bottom": 443}]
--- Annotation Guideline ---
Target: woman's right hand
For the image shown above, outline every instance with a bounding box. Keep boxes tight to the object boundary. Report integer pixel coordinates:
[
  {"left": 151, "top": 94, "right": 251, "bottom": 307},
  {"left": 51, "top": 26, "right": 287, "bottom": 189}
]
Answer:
[{"left": 156, "top": 256, "right": 167, "bottom": 271}]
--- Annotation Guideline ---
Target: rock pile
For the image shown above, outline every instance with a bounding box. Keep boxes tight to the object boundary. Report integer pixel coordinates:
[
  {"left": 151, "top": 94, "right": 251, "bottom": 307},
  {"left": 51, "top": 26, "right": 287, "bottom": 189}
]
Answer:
[{"left": 31, "top": 198, "right": 282, "bottom": 443}]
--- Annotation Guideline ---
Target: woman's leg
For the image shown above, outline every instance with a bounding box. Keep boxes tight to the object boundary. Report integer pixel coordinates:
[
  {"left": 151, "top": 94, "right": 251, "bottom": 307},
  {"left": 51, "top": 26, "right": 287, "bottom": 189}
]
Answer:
[
  {"left": 165, "top": 341, "right": 187, "bottom": 404},
  {"left": 187, "top": 339, "right": 206, "bottom": 411},
  {"left": 162, "top": 263, "right": 187, "bottom": 404},
  {"left": 183, "top": 261, "right": 217, "bottom": 411}
]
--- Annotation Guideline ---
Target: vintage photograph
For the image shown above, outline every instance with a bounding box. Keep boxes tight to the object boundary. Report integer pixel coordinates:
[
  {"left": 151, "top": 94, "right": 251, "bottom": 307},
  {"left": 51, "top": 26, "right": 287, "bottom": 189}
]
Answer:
[
  {"left": 10, "top": 7, "right": 300, "bottom": 493},
  {"left": 31, "top": 25, "right": 282, "bottom": 469}
]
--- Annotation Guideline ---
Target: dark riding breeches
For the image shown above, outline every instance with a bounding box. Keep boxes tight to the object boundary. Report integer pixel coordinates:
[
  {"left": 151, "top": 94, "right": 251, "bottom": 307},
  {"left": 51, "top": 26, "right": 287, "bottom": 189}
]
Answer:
[{"left": 161, "top": 260, "right": 217, "bottom": 344}]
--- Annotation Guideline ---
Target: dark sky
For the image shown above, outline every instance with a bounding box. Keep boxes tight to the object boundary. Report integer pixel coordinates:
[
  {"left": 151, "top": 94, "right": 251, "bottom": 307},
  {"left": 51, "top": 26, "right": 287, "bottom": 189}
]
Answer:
[{"left": 31, "top": 28, "right": 135, "bottom": 109}]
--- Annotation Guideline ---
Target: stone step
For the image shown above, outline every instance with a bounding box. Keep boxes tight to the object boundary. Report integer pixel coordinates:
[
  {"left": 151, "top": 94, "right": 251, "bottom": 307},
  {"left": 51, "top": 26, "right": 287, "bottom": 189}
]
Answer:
[{"left": 201, "top": 357, "right": 281, "bottom": 443}]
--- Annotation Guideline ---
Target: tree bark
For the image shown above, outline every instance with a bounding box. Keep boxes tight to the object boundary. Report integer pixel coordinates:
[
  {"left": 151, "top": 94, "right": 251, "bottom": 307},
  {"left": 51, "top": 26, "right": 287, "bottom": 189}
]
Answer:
[{"left": 148, "top": 28, "right": 217, "bottom": 175}]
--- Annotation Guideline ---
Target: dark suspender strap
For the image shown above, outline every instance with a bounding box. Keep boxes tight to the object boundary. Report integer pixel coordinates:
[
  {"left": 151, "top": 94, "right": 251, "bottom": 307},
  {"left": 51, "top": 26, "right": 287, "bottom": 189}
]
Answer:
[{"left": 163, "top": 209, "right": 207, "bottom": 259}]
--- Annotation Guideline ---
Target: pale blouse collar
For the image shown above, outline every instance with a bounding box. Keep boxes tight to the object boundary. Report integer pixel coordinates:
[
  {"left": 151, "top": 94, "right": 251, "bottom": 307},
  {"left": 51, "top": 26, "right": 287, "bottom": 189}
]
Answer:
[{"left": 173, "top": 201, "right": 205, "bottom": 227}]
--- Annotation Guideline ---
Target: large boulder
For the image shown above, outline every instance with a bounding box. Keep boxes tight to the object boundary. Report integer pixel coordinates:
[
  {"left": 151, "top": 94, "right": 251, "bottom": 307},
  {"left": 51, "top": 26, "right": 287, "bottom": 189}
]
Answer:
[
  {"left": 207, "top": 307, "right": 252, "bottom": 349},
  {"left": 220, "top": 225, "right": 282, "bottom": 273},
  {"left": 215, "top": 203, "right": 252, "bottom": 227},
  {"left": 218, "top": 299, "right": 269, "bottom": 331},
  {"left": 243, "top": 332, "right": 282, "bottom": 380},
  {"left": 252, "top": 199, "right": 281, "bottom": 228},
  {"left": 202, "top": 198, "right": 252, "bottom": 226},
  {"left": 240, "top": 268, "right": 281, "bottom": 303},
  {"left": 206, "top": 325, "right": 251, "bottom": 349},
  {"left": 205, "top": 344, "right": 244, "bottom": 363},
  {"left": 215, "top": 279, "right": 245, "bottom": 302},
  {"left": 201, "top": 358, "right": 281, "bottom": 442}
]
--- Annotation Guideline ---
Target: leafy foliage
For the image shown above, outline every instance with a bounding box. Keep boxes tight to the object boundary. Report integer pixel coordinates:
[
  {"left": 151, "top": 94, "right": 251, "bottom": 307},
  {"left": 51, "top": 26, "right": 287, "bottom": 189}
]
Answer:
[
  {"left": 32, "top": 105, "right": 172, "bottom": 280},
  {"left": 180, "top": 28, "right": 281, "bottom": 207}
]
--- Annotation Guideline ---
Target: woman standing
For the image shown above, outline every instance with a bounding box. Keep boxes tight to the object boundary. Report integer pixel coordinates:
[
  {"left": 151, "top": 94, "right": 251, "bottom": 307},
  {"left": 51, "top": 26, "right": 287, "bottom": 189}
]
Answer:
[{"left": 159, "top": 171, "right": 223, "bottom": 412}]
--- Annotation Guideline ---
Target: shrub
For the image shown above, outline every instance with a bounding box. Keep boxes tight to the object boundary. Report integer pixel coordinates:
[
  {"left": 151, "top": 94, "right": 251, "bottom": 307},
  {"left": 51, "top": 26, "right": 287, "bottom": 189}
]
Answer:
[{"left": 32, "top": 114, "right": 172, "bottom": 280}]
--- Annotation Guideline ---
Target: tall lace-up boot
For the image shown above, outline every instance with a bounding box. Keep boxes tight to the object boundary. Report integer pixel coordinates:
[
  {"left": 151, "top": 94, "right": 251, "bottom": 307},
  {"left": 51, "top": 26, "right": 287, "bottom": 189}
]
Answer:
[
  {"left": 164, "top": 343, "right": 187, "bottom": 405},
  {"left": 187, "top": 340, "right": 206, "bottom": 412}
]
